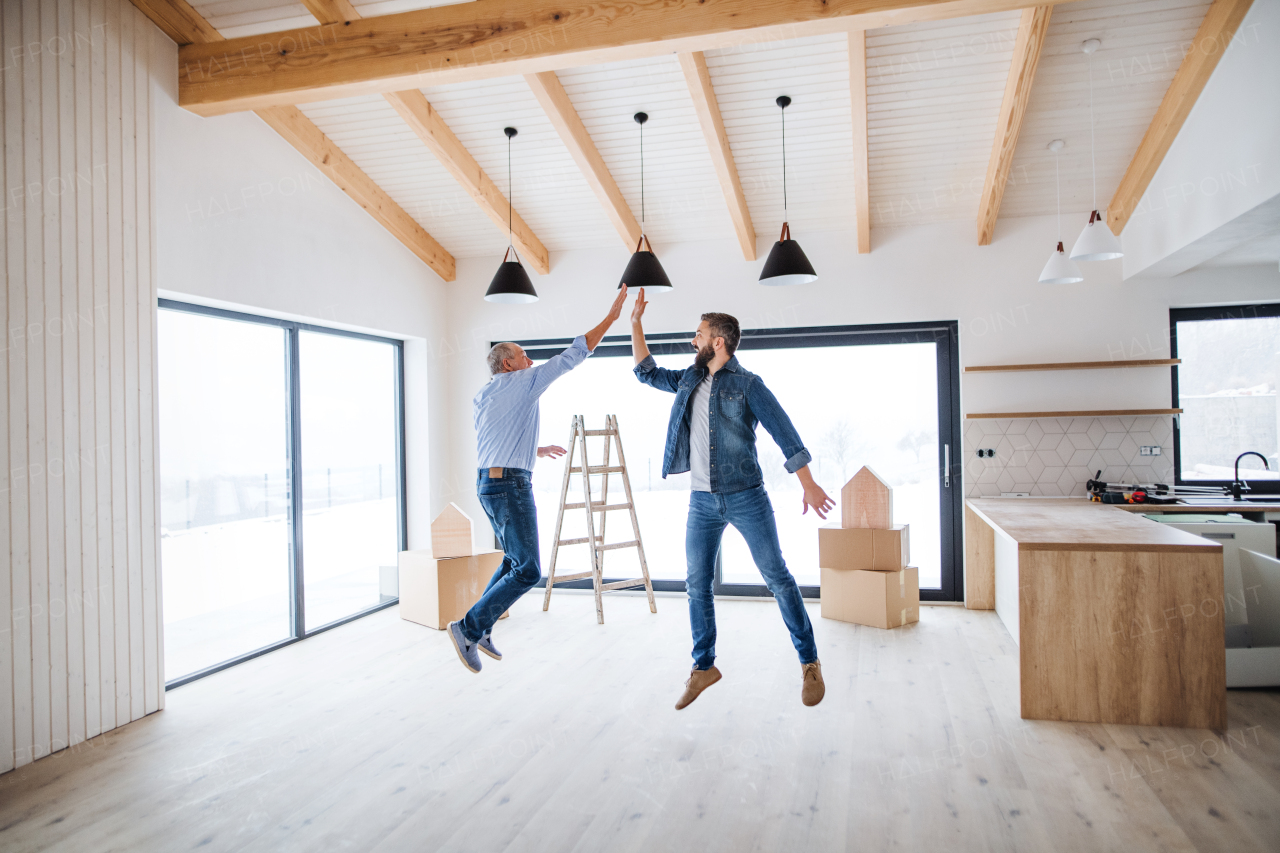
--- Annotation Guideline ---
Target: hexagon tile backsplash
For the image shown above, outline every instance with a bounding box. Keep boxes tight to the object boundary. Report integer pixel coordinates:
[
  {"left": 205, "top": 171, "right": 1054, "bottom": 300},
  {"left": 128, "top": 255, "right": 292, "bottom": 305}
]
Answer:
[{"left": 962, "top": 415, "right": 1175, "bottom": 498}]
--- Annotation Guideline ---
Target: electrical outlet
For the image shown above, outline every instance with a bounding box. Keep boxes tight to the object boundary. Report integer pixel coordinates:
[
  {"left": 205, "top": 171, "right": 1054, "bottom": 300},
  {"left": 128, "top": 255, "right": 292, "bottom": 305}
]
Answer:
[
  {"left": 977, "top": 448, "right": 995, "bottom": 458},
  {"left": 1139, "top": 446, "right": 1162, "bottom": 456}
]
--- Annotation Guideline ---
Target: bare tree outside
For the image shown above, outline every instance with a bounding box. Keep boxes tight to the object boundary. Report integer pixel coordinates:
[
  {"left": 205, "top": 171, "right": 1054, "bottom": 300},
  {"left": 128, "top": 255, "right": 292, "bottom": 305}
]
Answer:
[{"left": 897, "top": 429, "right": 936, "bottom": 464}]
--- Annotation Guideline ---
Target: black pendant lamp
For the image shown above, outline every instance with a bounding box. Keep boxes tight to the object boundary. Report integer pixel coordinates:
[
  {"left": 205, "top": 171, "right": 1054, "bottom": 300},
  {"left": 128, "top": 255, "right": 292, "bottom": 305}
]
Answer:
[
  {"left": 759, "top": 96, "right": 817, "bottom": 286},
  {"left": 617, "top": 112, "right": 672, "bottom": 292},
  {"left": 485, "top": 127, "right": 538, "bottom": 303}
]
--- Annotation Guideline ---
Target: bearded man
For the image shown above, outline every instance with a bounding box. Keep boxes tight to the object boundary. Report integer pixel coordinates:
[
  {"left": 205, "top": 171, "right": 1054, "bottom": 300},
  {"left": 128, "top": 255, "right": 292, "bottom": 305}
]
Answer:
[{"left": 629, "top": 288, "right": 834, "bottom": 709}]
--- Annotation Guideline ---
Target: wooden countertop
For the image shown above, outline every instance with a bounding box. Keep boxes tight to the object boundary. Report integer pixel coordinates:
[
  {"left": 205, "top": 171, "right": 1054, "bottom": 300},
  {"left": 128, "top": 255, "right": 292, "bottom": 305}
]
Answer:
[
  {"left": 966, "top": 498, "right": 1224, "bottom": 553},
  {"left": 1114, "top": 500, "right": 1280, "bottom": 513}
]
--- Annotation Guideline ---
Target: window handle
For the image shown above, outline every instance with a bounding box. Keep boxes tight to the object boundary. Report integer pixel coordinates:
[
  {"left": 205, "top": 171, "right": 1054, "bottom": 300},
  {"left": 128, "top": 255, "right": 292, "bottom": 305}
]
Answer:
[{"left": 944, "top": 443, "right": 950, "bottom": 488}]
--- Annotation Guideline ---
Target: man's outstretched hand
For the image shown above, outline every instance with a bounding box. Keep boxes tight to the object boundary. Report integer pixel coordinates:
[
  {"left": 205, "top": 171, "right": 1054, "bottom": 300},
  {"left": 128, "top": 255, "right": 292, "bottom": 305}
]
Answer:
[
  {"left": 796, "top": 466, "right": 836, "bottom": 519},
  {"left": 802, "top": 482, "right": 836, "bottom": 519},
  {"left": 537, "top": 445, "right": 567, "bottom": 459},
  {"left": 630, "top": 287, "right": 647, "bottom": 324},
  {"left": 585, "top": 285, "right": 629, "bottom": 350}
]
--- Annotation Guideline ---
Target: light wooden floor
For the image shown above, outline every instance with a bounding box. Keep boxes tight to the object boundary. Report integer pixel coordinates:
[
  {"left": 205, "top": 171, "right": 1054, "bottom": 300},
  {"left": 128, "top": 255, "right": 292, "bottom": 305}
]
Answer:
[{"left": 2, "top": 593, "right": 1278, "bottom": 852}]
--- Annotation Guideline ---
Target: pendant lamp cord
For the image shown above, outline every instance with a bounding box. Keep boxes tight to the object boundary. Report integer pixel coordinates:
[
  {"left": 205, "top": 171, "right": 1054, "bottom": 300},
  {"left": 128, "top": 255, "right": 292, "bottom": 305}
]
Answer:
[
  {"left": 781, "top": 103, "right": 788, "bottom": 222},
  {"left": 507, "top": 131, "right": 514, "bottom": 249},
  {"left": 1088, "top": 53, "right": 1097, "bottom": 212},
  {"left": 1055, "top": 151, "right": 1062, "bottom": 241},
  {"left": 639, "top": 118, "right": 645, "bottom": 231}
]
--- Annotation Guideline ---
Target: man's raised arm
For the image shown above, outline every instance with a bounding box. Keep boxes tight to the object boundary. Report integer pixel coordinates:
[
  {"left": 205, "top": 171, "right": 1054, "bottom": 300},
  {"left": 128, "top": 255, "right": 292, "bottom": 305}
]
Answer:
[
  {"left": 630, "top": 288, "right": 683, "bottom": 394},
  {"left": 527, "top": 286, "right": 628, "bottom": 396}
]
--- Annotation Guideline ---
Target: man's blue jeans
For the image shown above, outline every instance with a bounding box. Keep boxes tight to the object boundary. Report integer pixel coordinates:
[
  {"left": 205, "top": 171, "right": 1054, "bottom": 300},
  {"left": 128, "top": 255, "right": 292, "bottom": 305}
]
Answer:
[
  {"left": 686, "top": 485, "right": 818, "bottom": 670},
  {"left": 460, "top": 468, "right": 541, "bottom": 643}
]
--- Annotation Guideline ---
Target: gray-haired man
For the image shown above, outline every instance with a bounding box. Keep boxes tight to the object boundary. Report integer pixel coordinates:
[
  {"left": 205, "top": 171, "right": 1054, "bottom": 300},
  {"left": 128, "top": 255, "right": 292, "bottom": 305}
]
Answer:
[{"left": 448, "top": 287, "right": 630, "bottom": 673}]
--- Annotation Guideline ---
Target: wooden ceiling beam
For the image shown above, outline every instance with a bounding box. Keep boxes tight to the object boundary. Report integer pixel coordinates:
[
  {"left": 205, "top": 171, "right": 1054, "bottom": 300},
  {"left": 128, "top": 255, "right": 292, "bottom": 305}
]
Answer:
[
  {"left": 849, "top": 30, "right": 870, "bottom": 254},
  {"left": 302, "top": 0, "right": 551, "bottom": 274},
  {"left": 299, "top": 0, "right": 360, "bottom": 23},
  {"left": 175, "top": 0, "right": 1091, "bottom": 117},
  {"left": 678, "top": 52, "right": 755, "bottom": 261},
  {"left": 976, "top": 5, "right": 1052, "bottom": 246},
  {"left": 128, "top": 0, "right": 221, "bottom": 44},
  {"left": 1107, "top": 0, "right": 1254, "bottom": 235},
  {"left": 257, "top": 106, "right": 456, "bottom": 279},
  {"left": 525, "top": 71, "right": 642, "bottom": 251},
  {"left": 384, "top": 91, "right": 550, "bottom": 274},
  {"left": 129, "top": 0, "right": 456, "bottom": 281}
]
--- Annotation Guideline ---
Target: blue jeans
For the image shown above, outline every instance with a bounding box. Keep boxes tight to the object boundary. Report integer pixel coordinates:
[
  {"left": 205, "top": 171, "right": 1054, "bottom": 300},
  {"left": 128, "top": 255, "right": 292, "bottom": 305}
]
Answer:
[
  {"left": 460, "top": 469, "right": 541, "bottom": 643},
  {"left": 686, "top": 485, "right": 818, "bottom": 670}
]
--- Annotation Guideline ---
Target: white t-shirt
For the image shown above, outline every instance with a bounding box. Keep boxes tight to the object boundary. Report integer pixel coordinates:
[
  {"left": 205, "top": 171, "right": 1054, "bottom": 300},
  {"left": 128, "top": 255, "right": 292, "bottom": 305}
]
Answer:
[{"left": 689, "top": 374, "right": 713, "bottom": 492}]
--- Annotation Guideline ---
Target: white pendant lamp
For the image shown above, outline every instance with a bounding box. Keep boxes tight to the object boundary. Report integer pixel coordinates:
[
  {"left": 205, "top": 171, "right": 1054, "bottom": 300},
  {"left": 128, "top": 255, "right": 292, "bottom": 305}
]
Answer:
[
  {"left": 1039, "top": 140, "right": 1084, "bottom": 284},
  {"left": 1070, "top": 38, "right": 1123, "bottom": 262}
]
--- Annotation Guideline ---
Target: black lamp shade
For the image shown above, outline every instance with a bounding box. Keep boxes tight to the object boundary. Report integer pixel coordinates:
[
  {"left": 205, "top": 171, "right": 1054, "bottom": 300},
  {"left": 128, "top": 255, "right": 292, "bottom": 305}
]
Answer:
[
  {"left": 485, "top": 251, "right": 538, "bottom": 303},
  {"left": 759, "top": 224, "right": 817, "bottom": 286},
  {"left": 617, "top": 235, "right": 672, "bottom": 292}
]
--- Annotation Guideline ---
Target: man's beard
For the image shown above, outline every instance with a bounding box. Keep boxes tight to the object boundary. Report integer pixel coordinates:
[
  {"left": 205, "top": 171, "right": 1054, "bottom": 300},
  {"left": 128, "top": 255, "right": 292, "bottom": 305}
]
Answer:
[{"left": 693, "top": 344, "right": 715, "bottom": 371}]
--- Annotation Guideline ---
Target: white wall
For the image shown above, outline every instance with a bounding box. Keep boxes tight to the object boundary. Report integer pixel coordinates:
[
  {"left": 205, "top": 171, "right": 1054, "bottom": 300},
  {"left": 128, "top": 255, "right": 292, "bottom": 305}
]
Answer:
[
  {"left": 1120, "top": 0, "right": 1280, "bottom": 278},
  {"left": 442, "top": 215, "right": 1280, "bottom": 523},
  {"left": 150, "top": 40, "right": 454, "bottom": 553},
  {"left": 2, "top": 0, "right": 168, "bottom": 773}
]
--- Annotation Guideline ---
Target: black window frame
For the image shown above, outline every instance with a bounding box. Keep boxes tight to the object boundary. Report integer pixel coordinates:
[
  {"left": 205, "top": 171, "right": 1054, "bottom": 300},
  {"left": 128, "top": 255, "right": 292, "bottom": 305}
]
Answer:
[
  {"left": 515, "top": 320, "right": 964, "bottom": 602},
  {"left": 1170, "top": 301, "right": 1280, "bottom": 495},
  {"left": 159, "top": 299, "right": 408, "bottom": 688}
]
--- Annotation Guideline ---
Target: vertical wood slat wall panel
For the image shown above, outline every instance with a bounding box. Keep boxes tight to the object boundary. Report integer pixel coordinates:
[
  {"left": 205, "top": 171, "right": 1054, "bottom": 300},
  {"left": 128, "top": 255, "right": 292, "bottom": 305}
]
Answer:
[
  {"left": 22, "top": 0, "right": 46, "bottom": 769},
  {"left": 0, "top": 0, "right": 13, "bottom": 780},
  {"left": 91, "top": 0, "right": 113, "bottom": 740},
  {"left": 2, "top": 0, "right": 163, "bottom": 771}
]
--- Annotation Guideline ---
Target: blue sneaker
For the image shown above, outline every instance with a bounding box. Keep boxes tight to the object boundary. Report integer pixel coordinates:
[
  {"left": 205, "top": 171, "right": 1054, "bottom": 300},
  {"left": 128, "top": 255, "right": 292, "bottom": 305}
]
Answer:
[
  {"left": 478, "top": 632, "right": 502, "bottom": 661},
  {"left": 447, "top": 621, "right": 482, "bottom": 673}
]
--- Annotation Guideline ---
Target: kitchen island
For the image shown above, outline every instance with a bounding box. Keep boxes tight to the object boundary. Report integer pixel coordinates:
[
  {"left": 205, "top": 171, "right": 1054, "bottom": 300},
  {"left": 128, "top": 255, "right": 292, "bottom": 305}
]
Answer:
[{"left": 965, "top": 498, "right": 1225, "bottom": 728}]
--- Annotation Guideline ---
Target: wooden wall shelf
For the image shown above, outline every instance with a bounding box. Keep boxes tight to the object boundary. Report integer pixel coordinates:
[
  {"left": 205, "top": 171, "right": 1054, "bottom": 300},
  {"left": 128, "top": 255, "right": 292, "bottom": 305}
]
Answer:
[
  {"left": 964, "top": 358, "right": 1180, "bottom": 373},
  {"left": 966, "top": 408, "right": 1182, "bottom": 420}
]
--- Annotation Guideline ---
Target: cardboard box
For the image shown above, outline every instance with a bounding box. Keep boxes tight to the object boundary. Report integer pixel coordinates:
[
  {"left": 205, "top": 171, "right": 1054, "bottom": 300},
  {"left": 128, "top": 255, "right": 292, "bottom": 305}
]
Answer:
[
  {"left": 820, "top": 565, "right": 919, "bottom": 629},
  {"left": 398, "top": 548, "right": 504, "bottom": 630},
  {"left": 818, "top": 524, "right": 909, "bottom": 571}
]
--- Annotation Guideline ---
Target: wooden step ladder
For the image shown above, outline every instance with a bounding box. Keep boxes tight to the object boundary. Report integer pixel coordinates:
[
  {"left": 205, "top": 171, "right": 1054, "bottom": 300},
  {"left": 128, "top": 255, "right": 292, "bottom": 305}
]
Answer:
[{"left": 544, "top": 414, "right": 657, "bottom": 624}]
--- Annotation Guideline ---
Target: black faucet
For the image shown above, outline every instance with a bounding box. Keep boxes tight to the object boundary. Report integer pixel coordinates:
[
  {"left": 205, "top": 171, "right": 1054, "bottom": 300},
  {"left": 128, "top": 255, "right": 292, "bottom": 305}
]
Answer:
[{"left": 1232, "top": 451, "right": 1270, "bottom": 500}]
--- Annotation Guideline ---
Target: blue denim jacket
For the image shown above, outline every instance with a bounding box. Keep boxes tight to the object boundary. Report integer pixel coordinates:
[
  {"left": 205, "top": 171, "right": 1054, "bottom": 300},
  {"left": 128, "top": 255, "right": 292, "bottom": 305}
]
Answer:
[{"left": 633, "top": 354, "right": 812, "bottom": 494}]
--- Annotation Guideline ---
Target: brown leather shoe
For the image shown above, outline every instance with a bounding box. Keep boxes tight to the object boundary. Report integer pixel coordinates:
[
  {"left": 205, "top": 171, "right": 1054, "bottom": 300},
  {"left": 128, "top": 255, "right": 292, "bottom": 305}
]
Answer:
[
  {"left": 675, "top": 666, "right": 722, "bottom": 710},
  {"left": 801, "top": 661, "right": 825, "bottom": 706}
]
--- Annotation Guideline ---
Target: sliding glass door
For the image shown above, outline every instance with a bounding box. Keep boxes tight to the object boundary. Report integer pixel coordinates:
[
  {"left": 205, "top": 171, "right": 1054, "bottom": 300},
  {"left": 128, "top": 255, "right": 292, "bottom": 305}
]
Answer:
[
  {"left": 521, "top": 322, "right": 963, "bottom": 601},
  {"left": 158, "top": 301, "right": 406, "bottom": 686},
  {"left": 298, "top": 331, "right": 402, "bottom": 630},
  {"left": 157, "top": 310, "right": 293, "bottom": 681}
]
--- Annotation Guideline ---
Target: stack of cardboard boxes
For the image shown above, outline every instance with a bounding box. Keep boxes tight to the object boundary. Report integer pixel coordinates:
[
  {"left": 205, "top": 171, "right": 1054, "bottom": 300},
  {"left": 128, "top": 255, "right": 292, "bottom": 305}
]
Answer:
[
  {"left": 399, "top": 504, "right": 505, "bottom": 630},
  {"left": 818, "top": 466, "right": 920, "bottom": 629}
]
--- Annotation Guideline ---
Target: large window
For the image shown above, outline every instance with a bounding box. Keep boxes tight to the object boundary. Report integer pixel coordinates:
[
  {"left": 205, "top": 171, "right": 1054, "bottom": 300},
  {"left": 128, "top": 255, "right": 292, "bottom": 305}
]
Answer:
[
  {"left": 520, "top": 322, "right": 963, "bottom": 601},
  {"left": 1172, "top": 303, "right": 1280, "bottom": 491},
  {"left": 158, "top": 301, "right": 405, "bottom": 686}
]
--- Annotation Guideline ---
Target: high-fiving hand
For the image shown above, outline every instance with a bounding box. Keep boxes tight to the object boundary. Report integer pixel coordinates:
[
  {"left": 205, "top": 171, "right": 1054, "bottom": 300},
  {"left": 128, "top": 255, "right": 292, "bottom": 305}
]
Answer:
[
  {"left": 608, "top": 284, "right": 629, "bottom": 322},
  {"left": 630, "top": 287, "right": 647, "bottom": 324}
]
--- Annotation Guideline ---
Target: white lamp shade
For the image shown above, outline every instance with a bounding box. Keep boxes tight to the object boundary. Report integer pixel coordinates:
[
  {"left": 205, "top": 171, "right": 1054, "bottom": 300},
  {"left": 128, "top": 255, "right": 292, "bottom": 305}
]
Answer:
[
  {"left": 1039, "top": 243, "right": 1084, "bottom": 284},
  {"left": 1070, "top": 210, "right": 1123, "bottom": 261}
]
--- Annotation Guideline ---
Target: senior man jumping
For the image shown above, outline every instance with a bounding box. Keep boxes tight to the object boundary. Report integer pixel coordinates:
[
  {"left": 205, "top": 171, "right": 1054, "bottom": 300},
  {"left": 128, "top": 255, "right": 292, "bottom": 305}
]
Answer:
[{"left": 448, "top": 286, "right": 630, "bottom": 673}]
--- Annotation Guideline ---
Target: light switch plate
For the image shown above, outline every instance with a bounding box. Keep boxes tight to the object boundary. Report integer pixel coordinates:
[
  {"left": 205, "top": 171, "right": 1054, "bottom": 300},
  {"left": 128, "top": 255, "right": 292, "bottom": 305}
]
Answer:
[{"left": 1139, "top": 446, "right": 1162, "bottom": 456}]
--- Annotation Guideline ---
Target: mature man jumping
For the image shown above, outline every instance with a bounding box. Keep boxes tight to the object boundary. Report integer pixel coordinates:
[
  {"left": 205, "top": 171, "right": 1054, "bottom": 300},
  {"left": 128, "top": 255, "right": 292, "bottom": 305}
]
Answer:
[
  {"left": 448, "top": 286, "right": 630, "bottom": 673},
  {"left": 630, "top": 288, "right": 834, "bottom": 709}
]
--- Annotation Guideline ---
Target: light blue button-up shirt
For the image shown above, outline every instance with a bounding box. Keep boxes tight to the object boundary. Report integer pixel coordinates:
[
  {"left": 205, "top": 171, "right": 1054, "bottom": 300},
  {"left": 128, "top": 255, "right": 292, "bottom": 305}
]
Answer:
[{"left": 474, "top": 335, "right": 593, "bottom": 472}]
